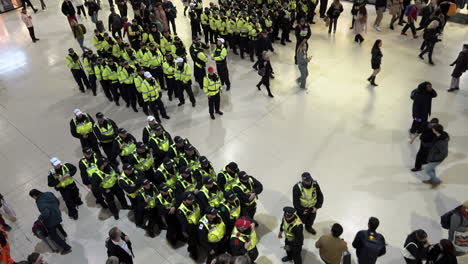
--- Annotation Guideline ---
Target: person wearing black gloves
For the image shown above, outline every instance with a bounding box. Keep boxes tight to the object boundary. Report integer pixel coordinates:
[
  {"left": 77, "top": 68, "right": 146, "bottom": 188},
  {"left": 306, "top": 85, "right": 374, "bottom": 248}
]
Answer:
[
  {"left": 403, "top": 229, "right": 429, "bottom": 264},
  {"left": 47, "top": 157, "right": 82, "bottom": 220},
  {"left": 278, "top": 207, "right": 304, "bottom": 264},
  {"left": 176, "top": 192, "right": 201, "bottom": 260},
  {"left": 352, "top": 217, "right": 387, "bottom": 264},
  {"left": 410, "top": 118, "right": 439, "bottom": 172},
  {"left": 147, "top": 124, "right": 173, "bottom": 168},
  {"left": 92, "top": 157, "right": 130, "bottom": 220},
  {"left": 70, "top": 108, "right": 101, "bottom": 154},
  {"left": 93, "top": 112, "right": 119, "bottom": 162},
  {"left": 197, "top": 177, "right": 223, "bottom": 213},
  {"left": 135, "top": 179, "right": 159, "bottom": 236},
  {"left": 232, "top": 171, "right": 263, "bottom": 219},
  {"left": 409, "top": 82, "right": 437, "bottom": 135},
  {"left": 175, "top": 167, "right": 202, "bottom": 204},
  {"left": 292, "top": 172, "right": 323, "bottom": 235},
  {"left": 118, "top": 164, "right": 144, "bottom": 208},
  {"left": 198, "top": 207, "right": 228, "bottom": 264},
  {"left": 156, "top": 184, "right": 181, "bottom": 246},
  {"left": 230, "top": 216, "right": 259, "bottom": 262},
  {"left": 78, "top": 147, "right": 106, "bottom": 207}
]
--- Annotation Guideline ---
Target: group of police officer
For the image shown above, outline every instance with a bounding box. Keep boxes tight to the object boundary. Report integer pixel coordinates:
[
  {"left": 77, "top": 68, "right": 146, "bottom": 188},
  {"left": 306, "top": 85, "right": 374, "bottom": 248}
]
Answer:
[{"left": 44, "top": 107, "right": 326, "bottom": 263}]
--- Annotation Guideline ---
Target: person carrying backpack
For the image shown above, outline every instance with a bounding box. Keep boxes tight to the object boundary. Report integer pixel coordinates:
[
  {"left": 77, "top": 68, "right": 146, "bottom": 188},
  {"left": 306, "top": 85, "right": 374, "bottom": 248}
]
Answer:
[
  {"left": 352, "top": 217, "right": 386, "bottom": 264},
  {"left": 402, "top": 229, "right": 429, "bottom": 264},
  {"left": 441, "top": 201, "right": 468, "bottom": 254}
]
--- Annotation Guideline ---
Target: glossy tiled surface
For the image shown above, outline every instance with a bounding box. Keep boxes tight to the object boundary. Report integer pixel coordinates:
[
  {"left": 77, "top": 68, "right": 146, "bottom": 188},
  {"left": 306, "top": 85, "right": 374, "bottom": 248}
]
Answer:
[{"left": 0, "top": 1, "right": 467, "bottom": 263}]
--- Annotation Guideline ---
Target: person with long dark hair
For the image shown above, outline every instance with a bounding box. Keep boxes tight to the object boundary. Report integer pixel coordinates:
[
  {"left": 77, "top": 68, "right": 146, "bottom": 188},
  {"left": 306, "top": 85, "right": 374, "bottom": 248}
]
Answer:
[
  {"left": 426, "top": 239, "right": 458, "bottom": 264},
  {"left": 256, "top": 51, "right": 274, "bottom": 98},
  {"left": 326, "top": 0, "right": 344, "bottom": 34},
  {"left": 368, "top": 39, "right": 382, "bottom": 86},
  {"left": 353, "top": 6, "right": 367, "bottom": 44}
]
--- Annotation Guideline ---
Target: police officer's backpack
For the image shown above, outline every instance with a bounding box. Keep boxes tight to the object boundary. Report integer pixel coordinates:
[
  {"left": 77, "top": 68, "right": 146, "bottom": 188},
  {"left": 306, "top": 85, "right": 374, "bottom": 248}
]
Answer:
[{"left": 441, "top": 206, "right": 462, "bottom": 229}]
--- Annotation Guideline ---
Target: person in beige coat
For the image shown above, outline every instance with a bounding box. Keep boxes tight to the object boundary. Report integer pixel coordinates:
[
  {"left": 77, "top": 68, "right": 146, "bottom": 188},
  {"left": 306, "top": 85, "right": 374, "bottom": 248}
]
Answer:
[
  {"left": 316, "top": 223, "right": 348, "bottom": 264},
  {"left": 154, "top": 3, "right": 169, "bottom": 32}
]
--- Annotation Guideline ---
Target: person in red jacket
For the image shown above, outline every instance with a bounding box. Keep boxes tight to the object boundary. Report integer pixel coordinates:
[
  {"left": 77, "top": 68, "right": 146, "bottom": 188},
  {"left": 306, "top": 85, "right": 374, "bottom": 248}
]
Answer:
[
  {"left": 0, "top": 227, "right": 14, "bottom": 264},
  {"left": 400, "top": 2, "right": 418, "bottom": 38}
]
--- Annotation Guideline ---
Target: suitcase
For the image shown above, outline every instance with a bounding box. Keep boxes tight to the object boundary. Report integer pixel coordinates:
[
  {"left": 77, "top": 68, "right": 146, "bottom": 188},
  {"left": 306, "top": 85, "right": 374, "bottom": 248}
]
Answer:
[
  {"left": 96, "top": 20, "right": 105, "bottom": 33},
  {"left": 342, "top": 251, "right": 351, "bottom": 264},
  {"left": 32, "top": 220, "right": 66, "bottom": 253}
]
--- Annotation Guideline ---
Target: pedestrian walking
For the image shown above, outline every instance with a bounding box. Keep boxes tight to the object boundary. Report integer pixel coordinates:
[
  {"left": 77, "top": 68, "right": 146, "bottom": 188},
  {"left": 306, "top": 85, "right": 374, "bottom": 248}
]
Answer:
[
  {"left": 419, "top": 20, "right": 441, "bottom": 66},
  {"left": 296, "top": 40, "right": 311, "bottom": 89},
  {"left": 447, "top": 44, "right": 468, "bottom": 92},
  {"left": 326, "top": 0, "right": 344, "bottom": 34},
  {"left": 278, "top": 207, "right": 304, "bottom": 264},
  {"left": 256, "top": 52, "right": 274, "bottom": 98},
  {"left": 352, "top": 217, "right": 387, "bottom": 264},
  {"left": 70, "top": 20, "right": 86, "bottom": 51},
  {"left": 315, "top": 223, "right": 348, "bottom": 264},
  {"left": 402, "top": 229, "right": 429, "bottom": 264},
  {"left": 72, "top": 0, "right": 86, "bottom": 18},
  {"left": 108, "top": 8, "right": 123, "bottom": 39},
  {"left": 367, "top": 39, "right": 382, "bottom": 86},
  {"left": 409, "top": 82, "right": 437, "bottom": 134},
  {"left": 84, "top": 0, "right": 99, "bottom": 24},
  {"left": 203, "top": 67, "right": 223, "bottom": 120},
  {"left": 21, "top": 8, "right": 40, "bottom": 43},
  {"left": 353, "top": 6, "right": 367, "bottom": 44},
  {"left": 29, "top": 189, "right": 72, "bottom": 255},
  {"left": 373, "top": 0, "right": 386, "bottom": 31},
  {"left": 292, "top": 172, "right": 324, "bottom": 235},
  {"left": 410, "top": 118, "right": 439, "bottom": 172},
  {"left": 423, "top": 124, "right": 449, "bottom": 188},
  {"left": 106, "top": 227, "right": 134, "bottom": 264},
  {"left": 389, "top": 0, "right": 403, "bottom": 30},
  {"left": 400, "top": 2, "right": 419, "bottom": 38},
  {"left": 61, "top": 0, "right": 77, "bottom": 30}
]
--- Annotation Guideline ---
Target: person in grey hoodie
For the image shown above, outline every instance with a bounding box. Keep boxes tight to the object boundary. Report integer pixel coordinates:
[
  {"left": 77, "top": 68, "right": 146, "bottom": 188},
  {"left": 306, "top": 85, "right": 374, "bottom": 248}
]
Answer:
[
  {"left": 423, "top": 124, "right": 449, "bottom": 188},
  {"left": 29, "top": 189, "right": 72, "bottom": 255},
  {"left": 296, "top": 40, "right": 311, "bottom": 89},
  {"left": 449, "top": 200, "right": 468, "bottom": 254}
]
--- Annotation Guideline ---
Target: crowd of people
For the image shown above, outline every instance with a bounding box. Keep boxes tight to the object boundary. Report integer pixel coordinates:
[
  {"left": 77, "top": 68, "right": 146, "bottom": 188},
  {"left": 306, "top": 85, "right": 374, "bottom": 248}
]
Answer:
[{"left": 7, "top": 0, "right": 468, "bottom": 262}]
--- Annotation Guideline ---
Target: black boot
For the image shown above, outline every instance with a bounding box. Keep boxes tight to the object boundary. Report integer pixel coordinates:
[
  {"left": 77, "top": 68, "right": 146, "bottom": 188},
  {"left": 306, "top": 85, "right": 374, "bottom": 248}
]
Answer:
[{"left": 370, "top": 76, "right": 378, "bottom": 86}]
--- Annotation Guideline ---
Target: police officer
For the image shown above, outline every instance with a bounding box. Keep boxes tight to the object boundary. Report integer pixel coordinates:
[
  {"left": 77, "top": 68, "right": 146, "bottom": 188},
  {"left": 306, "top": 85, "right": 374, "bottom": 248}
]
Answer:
[
  {"left": 278, "top": 207, "right": 304, "bottom": 264},
  {"left": 135, "top": 179, "right": 159, "bottom": 236},
  {"left": 292, "top": 172, "right": 323, "bottom": 235},
  {"left": 129, "top": 142, "right": 155, "bottom": 183},
  {"left": 141, "top": 71, "right": 170, "bottom": 121},
  {"left": 280, "top": 4, "right": 292, "bottom": 45},
  {"left": 166, "top": 136, "right": 189, "bottom": 164},
  {"left": 230, "top": 216, "right": 259, "bottom": 262},
  {"left": 217, "top": 162, "right": 239, "bottom": 192},
  {"left": 93, "top": 112, "right": 119, "bottom": 161},
  {"left": 82, "top": 49, "right": 97, "bottom": 96},
  {"left": 143, "top": 43, "right": 165, "bottom": 90},
  {"left": 92, "top": 158, "right": 130, "bottom": 220},
  {"left": 232, "top": 171, "right": 263, "bottom": 219},
  {"left": 118, "top": 164, "right": 144, "bottom": 208},
  {"left": 118, "top": 61, "right": 139, "bottom": 112},
  {"left": 198, "top": 207, "right": 227, "bottom": 264},
  {"left": 219, "top": 191, "right": 241, "bottom": 234},
  {"left": 134, "top": 67, "right": 150, "bottom": 115},
  {"left": 190, "top": 38, "right": 208, "bottom": 89},
  {"left": 194, "top": 156, "right": 216, "bottom": 180},
  {"left": 179, "top": 144, "right": 200, "bottom": 171},
  {"left": 162, "top": 53, "right": 176, "bottom": 101},
  {"left": 203, "top": 66, "right": 223, "bottom": 120},
  {"left": 78, "top": 147, "right": 106, "bottom": 207},
  {"left": 211, "top": 38, "right": 231, "bottom": 90},
  {"left": 142, "top": 115, "right": 163, "bottom": 144},
  {"left": 147, "top": 124, "right": 173, "bottom": 167},
  {"left": 174, "top": 57, "right": 196, "bottom": 107},
  {"left": 112, "top": 128, "right": 137, "bottom": 164},
  {"left": 70, "top": 109, "right": 101, "bottom": 154},
  {"left": 102, "top": 57, "right": 121, "bottom": 106},
  {"left": 66, "top": 48, "right": 90, "bottom": 93},
  {"left": 201, "top": 8, "right": 211, "bottom": 44},
  {"left": 197, "top": 177, "right": 223, "bottom": 213},
  {"left": 95, "top": 57, "right": 114, "bottom": 102},
  {"left": 176, "top": 192, "right": 201, "bottom": 260},
  {"left": 175, "top": 167, "right": 202, "bottom": 202},
  {"left": 156, "top": 183, "right": 180, "bottom": 246},
  {"left": 154, "top": 158, "right": 178, "bottom": 189},
  {"left": 47, "top": 157, "right": 82, "bottom": 219}
]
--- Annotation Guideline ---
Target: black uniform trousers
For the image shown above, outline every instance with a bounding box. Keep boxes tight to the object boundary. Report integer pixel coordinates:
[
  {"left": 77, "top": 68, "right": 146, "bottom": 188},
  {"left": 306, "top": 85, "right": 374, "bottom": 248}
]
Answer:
[
  {"left": 187, "top": 224, "right": 199, "bottom": 257},
  {"left": 414, "top": 144, "right": 430, "bottom": 169},
  {"left": 248, "top": 39, "right": 256, "bottom": 61},
  {"left": 100, "top": 80, "right": 113, "bottom": 101},
  {"left": 194, "top": 66, "right": 205, "bottom": 88},
  {"left": 297, "top": 210, "right": 316, "bottom": 229},
  {"left": 215, "top": 62, "right": 230, "bottom": 88},
  {"left": 209, "top": 29, "right": 217, "bottom": 44},
  {"left": 241, "top": 203, "right": 256, "bottom": 219},
  {"left": 165, "top": 213, "right": 182, "bottom": 245},
  {"left": 58, "top": 183, "right": 82, "bottom": 218},
  {"left": 239, "top": 36, "right": 249, "bottom": 58},
  {"left": 420, "top": 41, "right": 436, "bottom": 62},
  {"left": 88, "top": 74, "right": 97, "bottom": 95},
  {"left": 137, "top": 93, "right": 149, "bottom": 115},
  {"left": 205, "top": 241, "right": 226, "bottom": 264},
  {"left": 122, "top": 83, "right": 137, "bottom": 109},
  {"left": 165, "top": 77, "right": 176, "bottom": 100},
  {"left": 248, "top": 247, "right": 259, "bottom": 262},
  {"left": 285, "top": 240, "right": 302, "bottom": 264},
  {"left": 208, "top": 93, "right": 220, "bottom": 115},
  {"left": 177, "top": 81, "right": 196, "bottom": 104},
  {"left": 149, "top": 67, "right": 166, "bottom": 90},
  {"left": 281, "top": 25, "right": 291, "bottom": 43},
  {"left": 110, "top": 81, "right": 120, "bottom": 104},
  {"left": 79, "top": 134, "right": 101, "bottom": 155},
  {"left": 202, "top": 25, "right": 210, "bottom": 44},
  {"left": 103, "top": 185, "right": 129, "bottom": 216},
  {"left": 146, "top": 98, "right": 167, "bottom": 122},
  {"left": 71, "top": 69, "right": 90, "bottom": 92}
]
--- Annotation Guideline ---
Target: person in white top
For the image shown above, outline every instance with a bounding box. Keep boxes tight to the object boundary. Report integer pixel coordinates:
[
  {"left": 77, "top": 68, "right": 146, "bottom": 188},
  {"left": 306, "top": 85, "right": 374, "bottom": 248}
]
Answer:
[
  {"left": 21, "top": 8, "right": 40, "bottom": 43},
  {"left": 71, "top": 0, "right": 87, "bottom": 18}
]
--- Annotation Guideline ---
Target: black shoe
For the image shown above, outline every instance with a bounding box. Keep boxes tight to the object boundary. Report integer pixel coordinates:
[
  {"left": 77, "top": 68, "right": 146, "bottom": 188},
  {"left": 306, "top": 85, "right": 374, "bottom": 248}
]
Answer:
[
  {"left": 178, "top": 102, "right": 184, "bottom": 106},
  {"left": 147, "top": 230, "right": 156, "bottom": 238},
  {"left": 306, "top": 227, "right": 317, "bottom": 235},
  {"left": 33, "top": 9, "right": 38, "bottom": 13},
  {"left": 253, "top": 66, "right": 258, "bottom": 70},
  {"left": 189, "top": 253, "right": 198, "bottom": 260},
  {"left": 113, "top": 214, "right": 119, "bottom": 220},
  {"left": 349, "top": 26, "right": 354, "bottom": 29},
  {"left": 390, "top": 25, "right": 394, "bottom": 30},
  {"left": 192, "top": 102, "right": 196, "bottom": 107},
  {"left": 61, "top": 249, "right": 72, "bottom": 255},
  {"left": 210, "top": 114, "right": 215, "bottom": 120},
  {"left": 98, "top": 202, "right": 109, "bottom": 209},
  {"left": 367, "top": 76, "right": 372, "bottom": 82},
  {"left": 162, "top": 115, "right": 170, "bottom": 119},
  {"left": 226, "top": 85, "right": 230, "bottom": 91},
  {"left": 1, "top": 224, "right": 12, "bottom": 231},
  {"left": 76, "top": 200, "right": 83, "bottom": 206},
  {"left": 280, "top": 42, "right": 286, "bottom": 46},
  {"left": 250, "top": 57, "right": 254, "bottom": 62},
  {"left": 93, "top": 92, "right": 97, "bottom": 96},
  {"left": 311, "top": 21, "right": 316, "bottom": 24},
  {"left": 256, "top": 84, "right": 261, "bottom": 90},
  {"left": 411, "top": 167, "right": 422, "bottom": 172},
  {"left": 282, "top": 256, "right": 292, "bottom": 262},
  {"left": 133, "top": 107, "right": 138, "bottom": 112},
  {"left": 447, "top": 87, "right": 459, "bottom": 92},
  {"left": 168, "top": 96, "right": 172, "bottom": 101},
  {"left": 418, "top": 54, "right": 424, "bottom": 60},
  {"left": 268, "top": 94, "right": 274, "bottom": 98},
  {"left": 216, "top": 111, "right": 223, "bottom": 115},
  {"left": 122, "top": 205, "right": 132, "bottom": 210},
  {"left": 115, "top": 101, "right": 120, "bottom": 106},
  {"left": 429, "top": 61, "right": 435, "bottom": 65},
  {"left": 126, "top": 104, "right": 130, "bottom": 108},
  {"left": 70, "top": 215, "right": 78, "bottom": 220},
  {"left": 286, "top": 39, "right": 291, "bottom": 43}
]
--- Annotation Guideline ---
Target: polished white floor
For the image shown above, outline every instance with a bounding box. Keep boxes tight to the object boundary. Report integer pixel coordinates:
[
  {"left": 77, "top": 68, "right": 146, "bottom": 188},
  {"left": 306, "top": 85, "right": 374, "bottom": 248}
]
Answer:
[{"left": 0, "top": 0, "right": 467, "bottom": 263}]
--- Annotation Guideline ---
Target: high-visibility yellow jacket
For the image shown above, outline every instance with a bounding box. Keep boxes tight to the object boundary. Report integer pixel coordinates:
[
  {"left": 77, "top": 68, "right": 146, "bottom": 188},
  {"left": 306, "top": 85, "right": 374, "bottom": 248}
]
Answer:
[
  {"left": 94, "top": 63, "right": 105, "bottom": 80},
  {"left": 203, "top": 75, "right": 222, "bottom": 96},
  {"left": 143, "top": 49, "right": 163, "bottom": 69},
  {"left": 140, "top": 79, "right": 160, "bottom": 102},
  {"left": 65, "top": 54, "right": 82, "bottom": 70},
  {"left": 212, "top": 45, "right": 228, "bottom": 62},
  {"left": 174, "top": 63, "right": 192, "bottom": 83},
  {"left": 83, "top": 57, "right": 95, "bottom": 75},
  {"left": 118, "top": 65, "right": 136, "bottom": 84},
  {"left": 102, "top": 63, "right": 119, "bottom": 83},
  {"left": 92, "top": 35, "right": 104, "bottom": 50},
  {"left": 134, "top": 74, "right": 145, "bottom": 93},
  {"left": 162, "top": 61, "right": 175, "bottom": 78}
]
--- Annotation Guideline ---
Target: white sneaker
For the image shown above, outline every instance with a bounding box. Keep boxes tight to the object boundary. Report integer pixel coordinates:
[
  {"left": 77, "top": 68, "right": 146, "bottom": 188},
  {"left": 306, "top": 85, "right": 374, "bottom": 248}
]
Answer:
[{"left": 375, "top": 26, "right": 381, "bottom": 32}]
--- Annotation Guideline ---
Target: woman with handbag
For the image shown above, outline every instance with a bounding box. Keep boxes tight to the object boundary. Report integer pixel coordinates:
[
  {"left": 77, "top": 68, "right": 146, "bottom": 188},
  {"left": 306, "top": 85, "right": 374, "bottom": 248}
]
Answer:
[
  {"left": 326, "top": 0, "right": 343, "bottom": 34},
  {"left": 256, "top": 51, "right": 274, "bottom": 98}
]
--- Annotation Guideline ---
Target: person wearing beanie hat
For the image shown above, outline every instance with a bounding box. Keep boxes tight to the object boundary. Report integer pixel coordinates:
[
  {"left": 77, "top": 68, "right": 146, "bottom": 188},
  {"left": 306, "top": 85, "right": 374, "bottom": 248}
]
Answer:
[
  {"left": 154, "top": 158, "right": 178, "bottom": 189},
  {"left": 93, "top": 112, "right": 119, "bottom": 160},
  {"left": 111, "top": 128, "right": 137, "bottom": 164},
  {"left": 189, "top": 38, "right": 208, "bottom": 89},
  {"left": 230, "top": 216, "right": 260, "bottom": 261},
  {"left": 196, "top": 176, "right": 223, "bottom": 213},
  {"left": 174, "top": 166, "right": 202, "bottom": 204},
  {"left": 198, "top": 206, "right": 227, "bottom": 263},
  {"left": 447, "top": 200, "right": 468, "bottom": 250},
  {"left": 176, "top": 192, "right": 201, "bottom": 260},
  {"left": 135, "top": 179, "right": 159, "bottom": 236},
  {"left": 70, "top": 109, "right": 101, "bottom": 155},
  {"left": 174, "top": 56, "right": 196, "bottom": 107},
  {"left": 292, "top": 172, "right": 324, "bottom": 235},
  {"left": 217, "top": 162, "right": 239, "bottom": 192},
  {"left": 142, "top": 115, "right": 166, "bottom": 145},
  {"left": 156, "top": 183, "right": 181, "bottom": 246},
  {"left": 118, "top": 164, "right": 145, "bottom": 208},
  {"left": 140, "top": 68, "right": 171, "bottom": 123},
  {"left": 91, "top": 157, "right": 130, "bottom": 220},
  {"left": 178, "top": 144, "right": 201, "bottom": 171},
  {"left": 194, "top": 156, "right": 216, "bottom": 180},
  {"left": 219, "top": 191, "right": 241, "bottom": 233},
  {"left": 128, "top": 142, "right": 156, "bottom": 182},
  {"left": 278, "top": 206, "right": 304, "bottom": 263},
  {"left": 232, "top": 171, "right": 263, "bottom": 219},
  {"left": 203, "top": 65, "right": 224, "bottom": 120},
  {"left": 78, "top": 147, "right": 107, "bottom": 207},
  {"left": 147, "top": 124, "right": 173, "bottom": 168},
  {"left": 47, "top": 157, "right": 83, "bottom": 220},
  {"left": 448, "top": 44, "right": 468, "bottom": 92},
  {"left": 211, "top": 37, "right": 231, "bottom": 90},
  {"left": 162, "top": 52, "right": 177, "bottom": 101}
]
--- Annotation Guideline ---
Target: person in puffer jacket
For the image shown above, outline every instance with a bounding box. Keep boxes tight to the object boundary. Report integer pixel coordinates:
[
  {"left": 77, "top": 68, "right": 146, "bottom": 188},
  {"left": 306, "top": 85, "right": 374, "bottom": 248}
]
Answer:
[
  {"left": 403, "top": 229, "right": 429, "bottom": 264},
  {"left": 423, "top": 124, "right": 449, "bottom": 188}
]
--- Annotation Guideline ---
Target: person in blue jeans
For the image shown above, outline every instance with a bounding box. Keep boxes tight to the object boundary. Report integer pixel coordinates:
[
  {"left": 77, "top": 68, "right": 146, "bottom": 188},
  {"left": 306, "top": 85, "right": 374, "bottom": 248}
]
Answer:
[{"left": 423, "top": 124, "right": 449, "bottom": 188}]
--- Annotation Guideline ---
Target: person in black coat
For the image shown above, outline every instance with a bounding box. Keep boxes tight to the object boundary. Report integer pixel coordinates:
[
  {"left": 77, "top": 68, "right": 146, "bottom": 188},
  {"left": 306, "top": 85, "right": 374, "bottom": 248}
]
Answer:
[
  {"left": 253, "top": 32, "right": 273, "bottom": 69},
  {"left": 448, "top": 44, "right": 468, "bottom": 92},
  {"left": 61, "top": 0, "right": 76, "bottom": 30},
  {"left": 410, "top": 118, "right": 439, "bottom": 171},
  {"left": 352, "top": 217, "right": 386, "bottom": 264},
  {"left": 108, "top": 8, "right": 123, "bottom": 39},
  {"left": 326, "top": 0, "right": 344, "bottom": 34},
  {"left": 255, "top": 52, "right": 274, "bottom": 98},
  {"left": 403, "top": 229, "right": 429, "bottom": 264},
  {"left": 368, "top": 39, "right": 382, "bottom": 86},
  {"left": 106, "top": 227, "right": 134, "bottom": 264},
  {"left": 426, "top": 239, "right": 458, "bottom": 264},
  {"left": 409, "top": 82, "right": 437, "bottom": 134}
]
